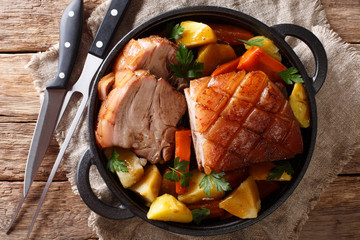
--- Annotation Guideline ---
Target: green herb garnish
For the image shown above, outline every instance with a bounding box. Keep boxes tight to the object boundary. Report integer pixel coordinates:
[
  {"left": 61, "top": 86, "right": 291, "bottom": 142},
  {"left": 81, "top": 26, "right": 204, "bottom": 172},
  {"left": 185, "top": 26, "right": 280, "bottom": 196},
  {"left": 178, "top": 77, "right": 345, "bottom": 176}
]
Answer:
[
  {"left": 170, "top": 43, "right": 204, "bottom": 79},
  {"left": 267, "top": 160, "right": 294, "bottom": 181},
  {"left": 164, "top": 157, "right": 193, "bottom": 187},
  {"left": 166, "top": 22, "right": 184, "bottom": 40},
  {"left": 199, "top": 171, "right": 232, "bottom": 197},
  {"left": 277, "top": 67, "right": 304, "bottom": 85},
  {"left": 106, "top": 150, "right": 128, "bottom": 173},
  {"left": 238, "top": 38, "right": 264, "bottom": 47},
  {"left": 191, "top": 208, "right": 210, "bottom": 224}
]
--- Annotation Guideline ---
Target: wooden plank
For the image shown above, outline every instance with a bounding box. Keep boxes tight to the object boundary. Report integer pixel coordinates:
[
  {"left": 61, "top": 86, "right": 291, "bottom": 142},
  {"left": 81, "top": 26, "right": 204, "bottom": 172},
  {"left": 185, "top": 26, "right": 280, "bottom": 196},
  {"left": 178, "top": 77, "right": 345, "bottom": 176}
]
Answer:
[
  {"left": 321, "top": 0, "right": 360, "bottom": 42},
  {"left": 0, "top": 0, "right": 359, "bottom": 52},
  {"left": 0, "top": 54, "right": 39, "bottom": 119},
  {"left": 0, "top": 121, "right": 67, "bottom": 181},
  {"left": 0, "top": 181, "right": 97, "bottom": 240},
  {"left": 0, "top": 0, "right": 103, "bottom": 52},
  {"left": 300, "top": 176, "right": 360, "bottom": 239}
]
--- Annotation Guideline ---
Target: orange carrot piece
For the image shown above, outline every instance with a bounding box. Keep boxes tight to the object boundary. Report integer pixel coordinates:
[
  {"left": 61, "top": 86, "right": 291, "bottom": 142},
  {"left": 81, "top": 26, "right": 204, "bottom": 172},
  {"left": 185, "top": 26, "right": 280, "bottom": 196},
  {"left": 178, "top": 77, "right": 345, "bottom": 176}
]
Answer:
[
  {"left": 175, "top": 129, "right": 192, "bottom": 194},
  {"left": 209, "top": 23, "right": 254, "bottom": 45},
  {"left": 237, "top": 46, "right": 287, "bottom": 83},
  {"left": 211, "top": 57, "right": 241, "bottom": 77}
]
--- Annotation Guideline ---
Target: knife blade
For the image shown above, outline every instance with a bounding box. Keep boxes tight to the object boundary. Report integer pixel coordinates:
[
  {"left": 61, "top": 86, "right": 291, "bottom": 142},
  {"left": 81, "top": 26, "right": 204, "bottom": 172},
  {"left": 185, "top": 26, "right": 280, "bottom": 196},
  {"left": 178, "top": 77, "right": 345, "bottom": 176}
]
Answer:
[
  {"left": 6, "top": 0, "right": 83, "bottom": 234},
  {"left": 25, "top": 0, "right": 130, "bottom": 239}
]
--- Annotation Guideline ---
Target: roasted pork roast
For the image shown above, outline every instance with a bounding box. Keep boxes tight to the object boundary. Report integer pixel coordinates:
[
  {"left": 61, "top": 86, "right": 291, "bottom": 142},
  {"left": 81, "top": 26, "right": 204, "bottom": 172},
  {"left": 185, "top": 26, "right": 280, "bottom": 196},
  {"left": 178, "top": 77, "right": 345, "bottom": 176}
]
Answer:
[
  {"left": 184, "top": 70, "right": 303, "bottom": 174},
  {"left": 113, "top": 35, "right": 177, "bottom": 79},
  {"left": 96, "top": 69, "right": 187, "bottom": 164}
]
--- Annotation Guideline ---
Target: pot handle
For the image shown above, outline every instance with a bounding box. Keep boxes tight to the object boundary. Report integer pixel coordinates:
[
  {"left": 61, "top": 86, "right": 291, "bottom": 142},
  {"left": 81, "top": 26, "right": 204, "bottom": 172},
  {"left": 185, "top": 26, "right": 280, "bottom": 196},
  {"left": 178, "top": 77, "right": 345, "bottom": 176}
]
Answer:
[
  {"left": 77, "top": 148, "right": 134, "bottom": 220},
  {"left": 271, "top": 24, "right": 327, "bottom": 94}
]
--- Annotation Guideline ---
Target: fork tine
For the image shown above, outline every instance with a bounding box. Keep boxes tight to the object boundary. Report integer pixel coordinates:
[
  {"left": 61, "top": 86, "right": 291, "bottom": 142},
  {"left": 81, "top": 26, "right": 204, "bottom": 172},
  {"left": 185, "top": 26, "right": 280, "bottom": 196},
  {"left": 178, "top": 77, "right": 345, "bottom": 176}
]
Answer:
[{"left": 55, "top": 89, "right": 75, "bottom": 129}]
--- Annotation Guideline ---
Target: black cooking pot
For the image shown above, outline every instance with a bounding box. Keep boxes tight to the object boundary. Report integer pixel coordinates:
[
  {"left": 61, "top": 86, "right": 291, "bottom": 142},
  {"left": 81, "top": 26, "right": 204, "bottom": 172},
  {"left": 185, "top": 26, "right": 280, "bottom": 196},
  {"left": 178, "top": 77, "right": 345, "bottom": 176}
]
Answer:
[{"left": 76, "top": 6, "right": 327, "bottom": 236}]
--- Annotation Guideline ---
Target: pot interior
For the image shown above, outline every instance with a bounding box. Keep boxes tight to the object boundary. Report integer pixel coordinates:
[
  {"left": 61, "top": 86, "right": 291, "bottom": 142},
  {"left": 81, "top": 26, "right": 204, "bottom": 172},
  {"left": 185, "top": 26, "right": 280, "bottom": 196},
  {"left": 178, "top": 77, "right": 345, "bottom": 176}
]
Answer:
[{"left": 87, "top": 6, "right": 316, "bottom": 235}]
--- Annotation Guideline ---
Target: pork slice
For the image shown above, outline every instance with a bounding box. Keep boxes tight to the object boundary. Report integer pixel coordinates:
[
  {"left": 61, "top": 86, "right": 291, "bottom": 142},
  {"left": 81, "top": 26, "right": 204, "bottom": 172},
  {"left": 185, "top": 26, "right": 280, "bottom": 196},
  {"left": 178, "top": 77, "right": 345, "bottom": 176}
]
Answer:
[
  {"left": 113, "top": 35, "right": 177, "bottom": 79},
  {"left": 186, "top": 71, "right": 303, "bottom": 174},
  {"left": 96, "top": 69, "right": 187, "bottom": 164}
]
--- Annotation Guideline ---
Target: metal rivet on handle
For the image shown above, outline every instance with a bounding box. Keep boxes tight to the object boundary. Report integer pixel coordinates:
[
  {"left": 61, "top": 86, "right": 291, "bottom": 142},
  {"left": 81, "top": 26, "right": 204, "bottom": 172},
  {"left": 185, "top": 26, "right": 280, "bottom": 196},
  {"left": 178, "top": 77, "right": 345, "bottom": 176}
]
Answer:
[
  {"left": 59, "top": 72, "right": 65, "bottom": 79},
  {"left": 96, "top": 41, "right": 103, "bottom": 48},
  {"left": 111, "top": 9, "right": 118, "bottom": 16},
  {"left": 68, "top": 11, "right": 74, "bottom": 17},
  {"left": 64, "top": 42, "right": 71, "bottom": 48}
]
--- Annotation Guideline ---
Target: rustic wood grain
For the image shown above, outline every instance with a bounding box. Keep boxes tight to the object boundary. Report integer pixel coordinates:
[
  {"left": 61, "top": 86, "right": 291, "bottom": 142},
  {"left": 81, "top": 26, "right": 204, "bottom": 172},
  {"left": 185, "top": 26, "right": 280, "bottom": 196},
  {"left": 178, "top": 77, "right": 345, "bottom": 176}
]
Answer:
[
  {"left": 0, "top": 54, "right": 39, "bottom": 119},
  {"left": 0, "top": 0, "right": 104, "bottom": 52},
  {"left": 321, "top": 0, "right": 360, "bottom": 43},
  {"left": 300, "top": 176, "right": 360, "bottom": 239},
  {"left": 0, "top": 181, "right": 96, "bottom": 240},
  {"left": 0, "top": 121, "right": 66, "bottom": 181}
]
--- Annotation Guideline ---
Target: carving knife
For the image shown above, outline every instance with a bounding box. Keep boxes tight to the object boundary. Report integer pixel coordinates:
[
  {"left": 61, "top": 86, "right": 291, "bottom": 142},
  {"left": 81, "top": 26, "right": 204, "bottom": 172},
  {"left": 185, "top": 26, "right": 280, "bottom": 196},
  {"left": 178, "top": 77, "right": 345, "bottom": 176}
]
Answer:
[
  {"left": 25, "top": 0, "right": 130, "bottom": 239},
  {"left": 6, "top": 0, "right": 83, "bottom": 234}
]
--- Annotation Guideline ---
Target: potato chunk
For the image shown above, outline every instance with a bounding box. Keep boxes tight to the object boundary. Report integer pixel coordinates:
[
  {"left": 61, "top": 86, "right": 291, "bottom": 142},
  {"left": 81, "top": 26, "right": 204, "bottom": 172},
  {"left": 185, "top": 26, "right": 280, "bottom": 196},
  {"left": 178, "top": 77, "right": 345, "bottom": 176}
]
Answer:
[
  {"left": 147, "top": 194, "right": 193, "bottom": 223},
  {"left": 289, "top": 82, "right": 310, "bottom": 128},
  {"left": 249, "top": 162, "right": 291, "bottom": 181},
  {"left": 244, "top": 36, "right": 282, "bottom": 62},
  {"left": 178, "top": 169, "right": 225, "bottom": 204},
  {"left": 197, "top": 43, "right": 237, "bottom": 75},
  {"left": 219, "top": 176, "right": 261, "bottom": 219},
  {"left": 103, "top": 147, "right": 144, "bottom": 188},
  {"left": 130, "top": 165, "right": 162, "bottom": 204},
  {"left": 176, "top": 21, "right": 217, "bottom": 48}
]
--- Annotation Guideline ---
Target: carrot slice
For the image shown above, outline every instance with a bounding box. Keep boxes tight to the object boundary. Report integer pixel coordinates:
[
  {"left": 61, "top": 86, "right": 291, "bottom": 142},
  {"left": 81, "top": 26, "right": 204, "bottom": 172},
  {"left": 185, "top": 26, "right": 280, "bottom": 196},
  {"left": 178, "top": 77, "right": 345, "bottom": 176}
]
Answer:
[
  {"left": 209, "top": 23, "right": 254, "bottom": 45},
  {"left": 175, "top": 129, "right": 192, "bottom": 194},
  {"left": 211, "top": 57, "right": 241, "bottom": 77},
  {"left": 237, "top": 46, "right": 287, "bottom": 83}
]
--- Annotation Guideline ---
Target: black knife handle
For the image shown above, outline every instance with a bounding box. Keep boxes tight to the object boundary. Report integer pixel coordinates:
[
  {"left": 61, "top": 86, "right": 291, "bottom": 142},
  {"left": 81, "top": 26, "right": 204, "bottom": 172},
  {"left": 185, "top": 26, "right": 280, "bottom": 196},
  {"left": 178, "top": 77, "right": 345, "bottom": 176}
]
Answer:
[
  {"left": 47, "top": 0, "right": 83, "bottom": 89},
  {"left": 89, "top": 0, "right": 130, "bottom": 58}
]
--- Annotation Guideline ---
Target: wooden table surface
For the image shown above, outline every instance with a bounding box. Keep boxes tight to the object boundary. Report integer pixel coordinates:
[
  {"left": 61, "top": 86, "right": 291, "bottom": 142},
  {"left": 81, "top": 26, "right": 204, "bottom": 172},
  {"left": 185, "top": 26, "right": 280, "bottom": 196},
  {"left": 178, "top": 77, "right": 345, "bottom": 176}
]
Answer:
[{"left": 1, "top": 0, "right": 359, "bottom": 239}]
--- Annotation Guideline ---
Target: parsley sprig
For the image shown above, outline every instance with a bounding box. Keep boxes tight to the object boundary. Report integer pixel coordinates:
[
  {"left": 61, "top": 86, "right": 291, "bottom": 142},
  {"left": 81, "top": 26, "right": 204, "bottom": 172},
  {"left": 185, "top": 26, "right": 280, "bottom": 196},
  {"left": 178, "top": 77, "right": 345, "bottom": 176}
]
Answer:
[
  {"left": 267, "top": 160, "right": 294, "bottom": 181},
  {"left": 238, "top": 38, "right": 264, "bottom": 47},
  {"left": 170, "top": 43, "right": 204, "bottom": 79},
  {"left": 164, "top": 157, "right": 193, "bottom": 188},
  {"left": 191, "top": 208, "right": 210, "bottom": 224},
  {"left": 199, "top": 171, "right": 232, "bottom": 197},
  {"left": 277, "top": 67, "right": 304, "bottom": 85},
  {"left": 166, "top": 22, "right": 184, "bottom": 40},
  {"left": 106, "top": 150, "right": 129, "bottom": 173}
]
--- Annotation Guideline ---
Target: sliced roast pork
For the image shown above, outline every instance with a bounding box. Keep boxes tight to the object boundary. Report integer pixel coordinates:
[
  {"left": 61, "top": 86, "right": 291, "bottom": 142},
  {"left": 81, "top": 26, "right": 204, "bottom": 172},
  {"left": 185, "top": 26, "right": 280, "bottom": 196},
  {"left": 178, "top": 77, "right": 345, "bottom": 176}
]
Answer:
[
  {"left": 96, "top": 69, "right": 187, "bottom": 164},
  {"left": 185, "top": 70, "right": 303, "bottom": 174},
  {"left": 113, "top": 35, "right": 177, "bottom": 79}
]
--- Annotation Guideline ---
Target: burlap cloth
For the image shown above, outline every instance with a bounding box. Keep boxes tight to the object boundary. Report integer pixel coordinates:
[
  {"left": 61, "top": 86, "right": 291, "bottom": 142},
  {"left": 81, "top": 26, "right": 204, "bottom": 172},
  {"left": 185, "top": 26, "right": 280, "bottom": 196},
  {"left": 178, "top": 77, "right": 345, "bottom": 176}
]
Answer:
[{"left": 25, "top": 0, "right": 360, "bottom": 239}]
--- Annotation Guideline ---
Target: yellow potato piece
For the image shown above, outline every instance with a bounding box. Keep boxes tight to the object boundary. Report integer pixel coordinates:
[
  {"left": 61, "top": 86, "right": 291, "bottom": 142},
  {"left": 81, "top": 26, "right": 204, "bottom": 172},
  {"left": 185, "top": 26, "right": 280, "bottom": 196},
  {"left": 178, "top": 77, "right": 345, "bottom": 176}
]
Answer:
[
  {"left": 197, "top": 43, "right": 237, "bottom": 75},
  {"left": 176, "top": 21, "right": 217, "bottom": 48},
  {"left": 249, "top": 162, "right": 292, "bottom": 181},
  {"left": 289, "top": 82, "right": 310, "bottom": 128},
  {"left": 178, "top": 169, "right": 225, "bottom": 204},
  {"left": 130, "top": 165, "right": 161, "bottom": 204},
  {"left": 219, "top": 176, "right": 261, "bottom": 219},
  {"left": 147, "top": 194, "right": 193, "bottom": 223},
  {"left": 103, "top": 147, "right": 144, "bottom": 188},
  {"left": 245, "top": 36, "right": 282, "bottom": 62}
]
